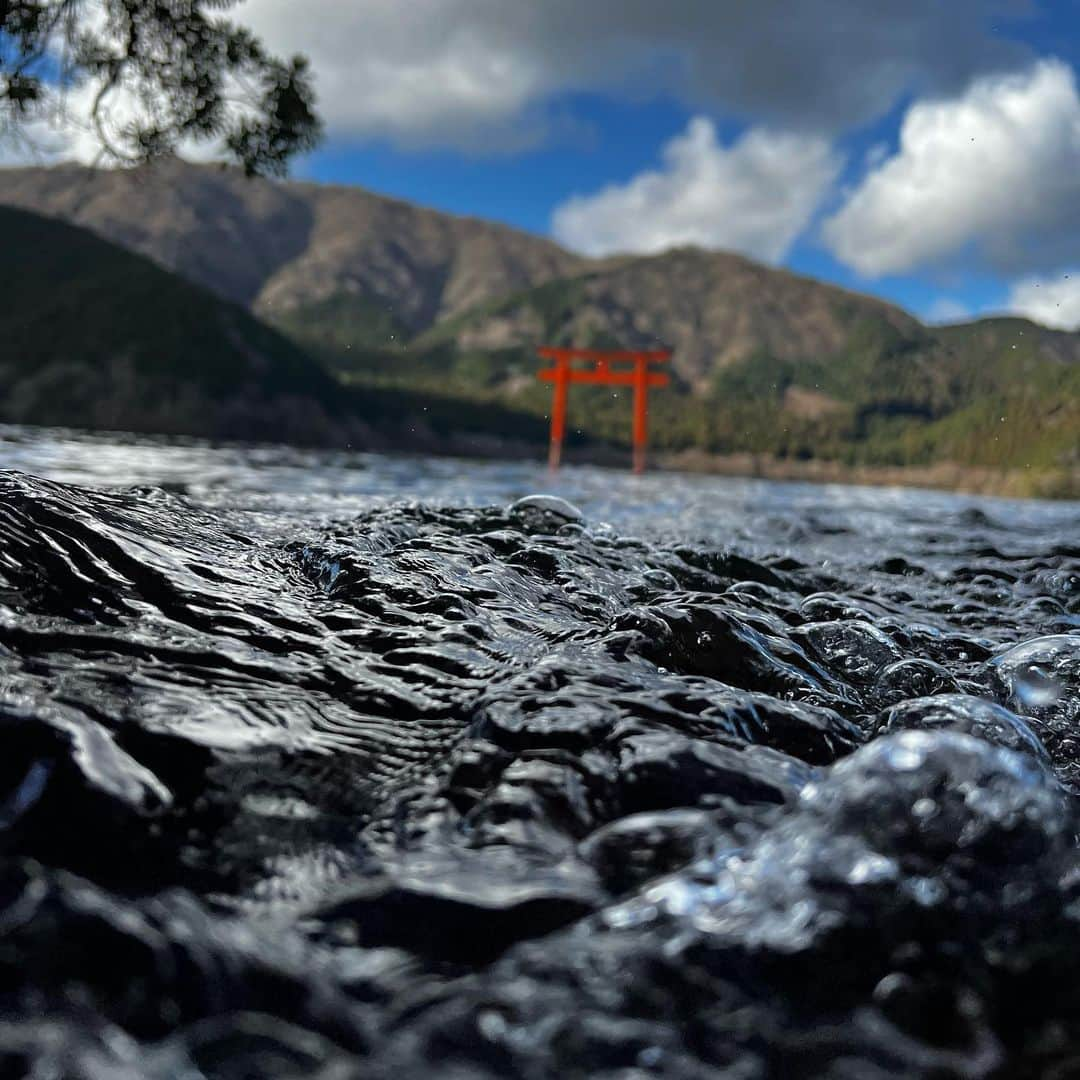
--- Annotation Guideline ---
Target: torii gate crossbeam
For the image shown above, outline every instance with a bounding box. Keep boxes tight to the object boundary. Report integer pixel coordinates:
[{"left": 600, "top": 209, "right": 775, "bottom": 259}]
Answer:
[{"left": 536, "top": 347, "right": 671, "bottom": 474}]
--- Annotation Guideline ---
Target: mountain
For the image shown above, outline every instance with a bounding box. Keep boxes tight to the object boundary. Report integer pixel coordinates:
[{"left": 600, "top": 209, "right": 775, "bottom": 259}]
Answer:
[
  {"left": 6, "top": 159, "right": 1078, "bottom": 377},
  {"left": 411, "top": 246, "right": 930, "bottom": 389},
  {"left": 0, "top": 158, "right": 583, "bottom": 340},
  {"left": 0, "top": 160, "right": 927, "bottom": 379},
  {"left": 1, "top": 161, "right": 1076, "bottom": 496},
  {"left": 283, "top": 247, "right": 1078, "bottom": 492},
  {"left": 0, "top": 205, "right": 550, "bottom": 451},
  {"left": 0, "top": 204, "right": 351, "bottom": 443}
]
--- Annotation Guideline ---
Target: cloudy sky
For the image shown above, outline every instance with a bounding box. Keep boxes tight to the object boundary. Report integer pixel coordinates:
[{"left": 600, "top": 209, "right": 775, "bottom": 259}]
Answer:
[{"left": 10, "top": 1, "right": 1080, "bottom": 328}]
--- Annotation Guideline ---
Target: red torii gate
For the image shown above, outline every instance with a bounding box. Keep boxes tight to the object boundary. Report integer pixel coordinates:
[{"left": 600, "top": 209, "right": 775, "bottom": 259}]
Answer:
[{"left": 537, "top": 346, "right": 671, "bottom": 474}]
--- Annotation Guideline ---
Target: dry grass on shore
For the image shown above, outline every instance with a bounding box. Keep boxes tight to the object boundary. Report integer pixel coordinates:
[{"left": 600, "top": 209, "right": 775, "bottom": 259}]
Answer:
[{"left": 657, "top": 450, "right": 1080, "bottom": 501}]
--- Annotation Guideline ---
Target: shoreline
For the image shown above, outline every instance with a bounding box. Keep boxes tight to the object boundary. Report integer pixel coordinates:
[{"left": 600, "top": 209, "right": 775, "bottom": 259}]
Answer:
[{"left": 653, "top": 449, "right": 1080, "bottom": 501}]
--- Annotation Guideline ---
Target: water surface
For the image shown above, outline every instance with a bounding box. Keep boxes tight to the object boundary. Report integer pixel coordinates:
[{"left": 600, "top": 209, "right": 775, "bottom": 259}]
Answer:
[{"left": 0, "top": 424, "right": 1078, "bottom": 1078}]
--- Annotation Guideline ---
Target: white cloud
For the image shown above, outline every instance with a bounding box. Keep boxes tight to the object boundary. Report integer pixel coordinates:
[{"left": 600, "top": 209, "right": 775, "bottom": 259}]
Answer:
[
  {"left": 549, "top": 117, "right": 840, "bottom": 260},
  {"left": 1007, "top": 272, "right": 1080, "bottom": 330},
  {"left": 0, "top": 82, "right": 114, "bottom": 168},
  {"left": 0, "top": 126, "right": 70, "bottom": 168},
  {"left": 823, "top": 59, "right": 1080, "bottom": 277},
  {"left": 236, "top": 0, "right": 1025, "bottom": 151},
  {"left": 0, "top": 77, "right": 236, "bottom": 169},
  {"left": 924, "top": 298, "right": 973, "bottom": 325},
  {"left": 236, "top": 0, "right": 547, "bottom": 151},
  {"left": 0, "top": 1, "right": 1039, "bottom": 161}
]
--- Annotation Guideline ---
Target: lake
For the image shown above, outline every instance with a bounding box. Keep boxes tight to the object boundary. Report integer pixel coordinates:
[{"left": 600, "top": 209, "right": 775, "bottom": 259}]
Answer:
[{"left": 0, "top": 422, "right": 1078, "bottom": 1076}]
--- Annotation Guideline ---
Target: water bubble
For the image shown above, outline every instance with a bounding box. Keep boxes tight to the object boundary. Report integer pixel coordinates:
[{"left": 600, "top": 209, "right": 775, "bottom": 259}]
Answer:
[
  {"left": 804, "top": 731, "right": 1071, "bottom": 863},
  {"left": 846, "top": 852, "right": 898, "bottom": 885},
  {"left": 907, "top": 876, "right": 947, "bottom": 907},
  {"left": 557, "top": 522, "right": 587, "bottom": 537},
  {"left": 507, "top": 494, "right": 584, "bottom": 532},
  {"left": 797, "top": 620, "right": 901, "bottom": 685},
  {"left": 883, "top": 740, "right": 927, "bottom": 771},
  {"left": 878, "top": 694, "right": 1051, "bottom": 768},
  {"left": 1014, "top": 664, "right": 1063, "bottom": 708},
  {"left": 642, "top": 568, "right": 678, "bottom": 590},
  {"left": 875, "top": 658, "right": 960, "bottom": 707},
  {"left": 477, "top": 1009, "right": 509, "bottom": 1039},
  {"left": 988, "top": 635, "right": 1080, "bottom": 731},
  {"left": 604, "top": 901, "right": 659, "bottom": 930}
]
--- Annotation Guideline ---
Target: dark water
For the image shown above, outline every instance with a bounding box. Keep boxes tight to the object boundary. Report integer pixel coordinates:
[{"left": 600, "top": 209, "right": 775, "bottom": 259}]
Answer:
[{"left": 1, "top": 424, "right": 1079, "bottom": 1079}]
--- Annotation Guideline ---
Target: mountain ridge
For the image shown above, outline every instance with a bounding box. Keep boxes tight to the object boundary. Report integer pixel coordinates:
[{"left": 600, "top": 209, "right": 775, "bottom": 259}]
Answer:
[
  {"left": 5, "top": 158, "right": 1077, "bottom": 378},
  {"left": 0, "top": 158, "right": 584, "bottom": 334},
  {"left": 5, "top": 158, "right": 1076, "bottom": 360},
  {"left": 1, "top": 159, "right": 1076, "bottom": 497},
  {"left": 0, "top": 204, "right": 552, "bottom": 452}
]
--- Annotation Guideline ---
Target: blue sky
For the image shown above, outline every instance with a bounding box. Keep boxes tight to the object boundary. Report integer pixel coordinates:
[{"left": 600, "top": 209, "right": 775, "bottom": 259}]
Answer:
[
  {"left": 255, "top": 0, "right": 1080, "bottom": 330},
  {"left": 10, "top": 1, "right": 1080, "bottom": 329}
]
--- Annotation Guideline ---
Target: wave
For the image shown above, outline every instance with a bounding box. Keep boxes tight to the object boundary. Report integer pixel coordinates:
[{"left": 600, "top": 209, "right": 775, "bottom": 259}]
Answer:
[{"left": 0, "top": 470, "right": 1077, "bottom": 1076}]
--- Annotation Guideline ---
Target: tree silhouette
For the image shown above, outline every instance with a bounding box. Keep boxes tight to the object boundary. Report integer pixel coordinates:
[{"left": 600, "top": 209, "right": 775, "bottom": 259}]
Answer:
[{"left": 0, "top": 0, "right": 321, "bottom": 174}]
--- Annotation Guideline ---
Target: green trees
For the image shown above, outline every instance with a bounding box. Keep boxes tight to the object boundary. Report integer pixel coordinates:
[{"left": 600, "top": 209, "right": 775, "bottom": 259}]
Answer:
[{"left": 1, "top": 0, "right": 320, "bottom": 174}]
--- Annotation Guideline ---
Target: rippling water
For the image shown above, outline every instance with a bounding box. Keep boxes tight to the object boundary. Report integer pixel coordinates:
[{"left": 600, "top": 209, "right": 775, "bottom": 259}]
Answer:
[{"left": 1, "top": 424, "right": 1079, "bottom": 1078}]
